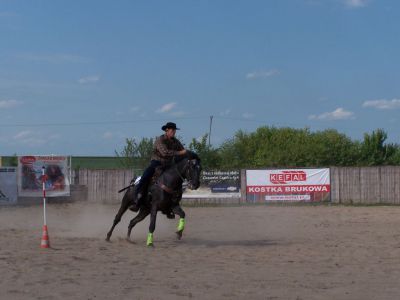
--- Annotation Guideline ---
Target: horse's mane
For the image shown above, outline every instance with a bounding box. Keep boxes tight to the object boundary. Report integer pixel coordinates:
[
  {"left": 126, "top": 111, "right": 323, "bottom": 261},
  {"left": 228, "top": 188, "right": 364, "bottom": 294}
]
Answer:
[
  {"left": 173, "top": 150, "right": 200, "bottom": 164},
  {"left": 159, "top": 151, "right": 200, "bottom": 176},
  {"left": 186, "top": 150, "right": 200, "bottom": 161}
]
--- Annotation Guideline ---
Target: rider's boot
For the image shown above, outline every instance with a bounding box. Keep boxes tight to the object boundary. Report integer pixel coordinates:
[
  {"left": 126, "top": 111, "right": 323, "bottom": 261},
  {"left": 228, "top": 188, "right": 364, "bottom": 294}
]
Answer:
[{"left": 129, "top": 191, "right": 142, "bottom": 212}]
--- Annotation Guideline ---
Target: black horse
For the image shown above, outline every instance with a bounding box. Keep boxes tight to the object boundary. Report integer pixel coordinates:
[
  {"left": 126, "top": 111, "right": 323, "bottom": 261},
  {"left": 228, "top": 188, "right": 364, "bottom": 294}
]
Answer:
[{"left": 106, "top": 152, "right": 201, "bottom": 246}]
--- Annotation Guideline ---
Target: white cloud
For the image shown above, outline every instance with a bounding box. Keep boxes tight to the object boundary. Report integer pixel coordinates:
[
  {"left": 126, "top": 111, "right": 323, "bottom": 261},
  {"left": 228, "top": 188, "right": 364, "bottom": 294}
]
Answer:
[
  {"left": 102, "top": 131, "right": 125, "bottom": 140},
  {"left": 48, "top": 133, "right": 61, "bottom": 140},
  {"left": 0, "top": 99, "right": 22, "bottom": 109},
  {"left": 246, "top": 69, "right": 280, "bottom": 80},
  {"left": 14, "top": 130, "right": 31, "bottom": 140},
  {"left": 13, "top": 130, "right": 46, "bottom": 146},
  {"left": 2, "top": 130, "right": 59, "bottom": 148},
  {"left": 115, "top": 107, "right": 140, "bottom": 116},
  {"left": 344, "top": 0, "right": 368, "bottom": 8},
  {"left": 242, "top": 112, "right": 254, "bottom": 119},
  {"left": 362, "top": 99, "right": 400, "bottom": 110},
  {"left": 103, "top": 131, "right": 114, "bottom": 139},
  {"left": 156, "top": 102, "right": 177, "bottom": 113},
  {"left": 219, "top": 108, "right": 231, "bottom": 117},
  {"left": 129, "top": 106, "right": 140, "bottom": 113},
  {"left": 78, "top": 75, "right": 100, "bottom": 84},
  {"left": 309, "top": 107, "right": 355, "bottom": 120},
  {"left": 171, "top": 111, "right": 186, "bottom": 117}
]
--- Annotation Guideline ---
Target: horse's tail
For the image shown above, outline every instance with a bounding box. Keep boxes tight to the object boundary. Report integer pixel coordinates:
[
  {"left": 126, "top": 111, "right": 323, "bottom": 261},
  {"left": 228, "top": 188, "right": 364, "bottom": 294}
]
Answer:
[{"left": 118, "top": 184, "right": 133, "bottom": 193}]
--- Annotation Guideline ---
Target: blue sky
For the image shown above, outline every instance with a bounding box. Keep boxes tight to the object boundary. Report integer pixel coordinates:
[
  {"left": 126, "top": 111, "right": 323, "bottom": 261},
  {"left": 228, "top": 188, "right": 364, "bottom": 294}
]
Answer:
[{"left": 1, "top": 0, "right": 400, "bottom": 156}]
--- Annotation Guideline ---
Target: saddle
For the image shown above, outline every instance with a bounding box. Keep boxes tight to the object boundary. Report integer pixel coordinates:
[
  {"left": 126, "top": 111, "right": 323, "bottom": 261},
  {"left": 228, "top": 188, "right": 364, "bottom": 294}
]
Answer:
[
  {"left": 151, "top": 166, "right": 164, "bottom": 184},
  {"left": 128, "top": 165, "right": 164, "bottom": 195},
  {"left": 129, "top": 165, "right": 180, "bottom": 218}
]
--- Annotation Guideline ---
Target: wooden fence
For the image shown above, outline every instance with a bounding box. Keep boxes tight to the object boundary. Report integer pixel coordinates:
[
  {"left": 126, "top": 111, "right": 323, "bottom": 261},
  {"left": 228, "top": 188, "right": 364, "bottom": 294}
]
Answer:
[
  {"left": 330, "top": 166, "right": 400, "bottom": 204},
  {"left": 73, "top": 169, "right": 134, "bottom": 204},
  {"left": 72, "top": 167, "right": 400, "bottom": 205}
]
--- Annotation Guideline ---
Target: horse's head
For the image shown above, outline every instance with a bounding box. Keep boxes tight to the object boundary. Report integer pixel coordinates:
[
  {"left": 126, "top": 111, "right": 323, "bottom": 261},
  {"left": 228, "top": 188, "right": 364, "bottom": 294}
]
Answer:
[{"left": 183, "top": 151, "right": 202, "bottom": 190}]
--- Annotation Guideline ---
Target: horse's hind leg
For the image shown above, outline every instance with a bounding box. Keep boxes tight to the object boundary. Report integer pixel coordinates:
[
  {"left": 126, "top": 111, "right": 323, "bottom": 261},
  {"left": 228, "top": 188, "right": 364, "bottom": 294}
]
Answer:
[
  {"left": 172, "top": 205, "right": 186, "bottom": 240},
  {"left": 127, "top": 207, "right": 150, "bottom": 241},
  {"left": 146, "top": 206, "right": 159, "bottom": 246},
  {"left": 106, "top": 192, "right": 132, "bottom": 241}
]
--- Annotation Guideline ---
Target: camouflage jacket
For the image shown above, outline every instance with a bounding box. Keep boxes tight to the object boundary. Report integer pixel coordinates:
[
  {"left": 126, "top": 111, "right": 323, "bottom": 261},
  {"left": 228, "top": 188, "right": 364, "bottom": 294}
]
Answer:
[{"left": 151, "top": 134, "right": 184, "bottom": 163}]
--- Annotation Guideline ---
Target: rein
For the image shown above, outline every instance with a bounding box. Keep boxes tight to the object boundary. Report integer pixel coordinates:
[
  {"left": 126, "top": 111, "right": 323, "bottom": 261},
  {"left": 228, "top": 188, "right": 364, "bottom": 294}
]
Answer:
[
  {"left": 157, "top": 158, "right": 191, "bottom": 194},
  {"left": 158, "top": 182, "right": 175, "bottom": 194},
  {"left": 174, "top": 162, "right": 187, "bottom": 182}
]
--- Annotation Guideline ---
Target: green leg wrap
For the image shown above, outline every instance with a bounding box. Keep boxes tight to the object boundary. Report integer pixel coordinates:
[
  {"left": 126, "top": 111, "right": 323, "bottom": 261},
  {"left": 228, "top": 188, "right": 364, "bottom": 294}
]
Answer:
[
  {"left": 177, "top": 218, "right": 185, "bottom": 231},
  {"left": 147, "top": 233, "right": 153, "bottom": 246}
]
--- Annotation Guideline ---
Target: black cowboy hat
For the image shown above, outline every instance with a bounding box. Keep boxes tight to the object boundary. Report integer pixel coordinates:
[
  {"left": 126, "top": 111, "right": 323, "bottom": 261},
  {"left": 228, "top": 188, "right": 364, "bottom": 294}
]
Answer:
[{"left": 161, "top": 122, "right": 180, "bottom": 131}]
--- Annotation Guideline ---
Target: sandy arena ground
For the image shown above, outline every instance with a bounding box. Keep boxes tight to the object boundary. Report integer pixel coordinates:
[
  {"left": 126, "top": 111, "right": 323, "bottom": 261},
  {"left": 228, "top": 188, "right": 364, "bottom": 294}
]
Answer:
[{"left": 1, "top": 202, "right": 400, "bottom": 300}]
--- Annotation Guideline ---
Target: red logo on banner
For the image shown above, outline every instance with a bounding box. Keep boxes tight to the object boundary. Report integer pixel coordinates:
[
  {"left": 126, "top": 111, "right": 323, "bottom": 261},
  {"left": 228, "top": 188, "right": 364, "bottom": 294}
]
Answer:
[
  {"left": 270, "top": 171, "right": 307, "bottom": 184},
  {"left": 20, "top": 156, "right": 36, "bottom": 164}
]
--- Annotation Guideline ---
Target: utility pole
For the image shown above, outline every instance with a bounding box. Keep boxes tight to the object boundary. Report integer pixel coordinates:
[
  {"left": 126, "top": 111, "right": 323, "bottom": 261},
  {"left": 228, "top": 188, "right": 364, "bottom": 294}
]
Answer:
[{"left": 208, "top": 115, "right": 213, "bottom": 147}]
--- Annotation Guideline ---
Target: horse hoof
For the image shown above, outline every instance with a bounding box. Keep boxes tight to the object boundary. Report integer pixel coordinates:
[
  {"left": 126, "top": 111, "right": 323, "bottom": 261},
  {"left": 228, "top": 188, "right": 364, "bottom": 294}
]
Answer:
[
  {"left": 176, "top": 230, "right": 183, "bottom": 240},
  {"left": 129, "top": 205, "right": 139, "bottom": 212},
  {"left": 105, "top": 236, "right": 111, "bottom": 242}
]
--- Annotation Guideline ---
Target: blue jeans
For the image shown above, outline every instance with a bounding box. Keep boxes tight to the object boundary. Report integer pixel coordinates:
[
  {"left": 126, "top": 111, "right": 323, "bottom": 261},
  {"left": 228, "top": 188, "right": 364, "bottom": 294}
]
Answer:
[{"left": 135, "top": 160, "right": 162, "bottom": 196}]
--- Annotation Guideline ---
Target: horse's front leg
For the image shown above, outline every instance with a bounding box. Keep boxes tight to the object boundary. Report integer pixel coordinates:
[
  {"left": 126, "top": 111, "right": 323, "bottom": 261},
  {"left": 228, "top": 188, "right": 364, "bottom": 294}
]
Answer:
[
  {"left": 147, "top": 206, "right": 158, "bottom": 246},
  {"left": 172, "top": 205, "right": 186, "bottom": 240},
  {"left": 106, "top": 190, "right": 132, "bottom": 241},
  {"left": 127, "top": 207, "right": 150, "bottom": 241}
]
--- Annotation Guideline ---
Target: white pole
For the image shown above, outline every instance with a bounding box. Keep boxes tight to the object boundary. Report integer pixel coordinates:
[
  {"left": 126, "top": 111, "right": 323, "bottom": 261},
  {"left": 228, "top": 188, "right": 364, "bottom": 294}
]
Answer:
[
  {"left": 69, "top": 155, "right": 72, "bottom": 185},
  {"left": 42, "top": 166, "right": 47, "bottom": 226},
  {"left": 208, "top": 115, "right": 213, "bottom": 147}
]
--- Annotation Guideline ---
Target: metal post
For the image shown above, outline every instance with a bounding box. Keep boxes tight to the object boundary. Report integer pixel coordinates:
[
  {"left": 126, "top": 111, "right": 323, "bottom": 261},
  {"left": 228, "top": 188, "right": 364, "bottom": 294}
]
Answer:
[
  {"left": 69, "top": 155, "right": 72, "bottom": 185},
  {"left": 42, "top": 166, "right": 47, "bottom": 226},
  {"left": 208, "top": 115, "right": 213, "bottom": 147}
]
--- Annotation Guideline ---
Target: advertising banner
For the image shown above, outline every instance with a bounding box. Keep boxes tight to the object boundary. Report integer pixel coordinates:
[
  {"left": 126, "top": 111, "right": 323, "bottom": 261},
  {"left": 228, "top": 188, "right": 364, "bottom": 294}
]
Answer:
[
  {"left": 201, "top": 170, "right": 240, "bottom": 193},
  {"left": 183, "top": 169, "right": 240, "bottom": 199},
  {"left": 0, "top": 167, "right": 17, "bottom": 204},
  {"left": 246, "top": 168, "right": 330, "bottom": 202},
  {"left": 18, "top": 155, "right": 70, "bottom": 197}
]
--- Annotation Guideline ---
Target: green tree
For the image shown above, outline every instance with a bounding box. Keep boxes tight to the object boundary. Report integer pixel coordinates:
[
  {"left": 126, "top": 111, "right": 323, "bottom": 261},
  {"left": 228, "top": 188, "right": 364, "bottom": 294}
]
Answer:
[
  {"left": 219, "top": 130, "right": 255, "bottom": 169},
  {"left": 359, "top": 129, "right": 397, "bottom": 165},
  {"left": 115, "top": 137, "right": 154, "bottom": 170},
  {"left": 188, "top": 134, "right": 220, "bottom": 169},
  {"left": 136, "top": 137, "right": 154, "bottom": 168},
  {"left": 308, "top": 129, "right": 360, "bottom": 166},
  {"left": 114, "top": 127, "right": 400, "bottom": 170},
  {"left": 216, "top": 126, "right": 393, "bottom": 168},
  {"left": 387, "top": 147, "right": 400, "bottom": 165}
]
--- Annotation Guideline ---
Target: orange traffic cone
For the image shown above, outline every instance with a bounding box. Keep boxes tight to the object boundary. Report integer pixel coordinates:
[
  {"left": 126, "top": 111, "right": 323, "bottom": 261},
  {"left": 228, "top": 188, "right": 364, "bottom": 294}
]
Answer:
[{"left": 40, "top": 225, "right": 50, "bottom": 248}]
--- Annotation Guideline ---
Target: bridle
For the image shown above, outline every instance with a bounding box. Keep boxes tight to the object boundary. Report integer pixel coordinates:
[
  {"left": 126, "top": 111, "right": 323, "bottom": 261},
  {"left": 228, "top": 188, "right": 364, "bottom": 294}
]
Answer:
[
  {"left": 175, "top": 158, "right": 199, "bottom": 189},
  {"left": 158, "top": 157, "right": 200, "bottom": 194}
]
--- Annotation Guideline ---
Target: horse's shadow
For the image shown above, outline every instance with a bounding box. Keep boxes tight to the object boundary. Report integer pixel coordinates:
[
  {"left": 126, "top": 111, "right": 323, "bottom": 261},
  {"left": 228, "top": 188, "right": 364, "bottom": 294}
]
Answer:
[{"left": 181, "top": 238, "right": 280, "bottom": 248}]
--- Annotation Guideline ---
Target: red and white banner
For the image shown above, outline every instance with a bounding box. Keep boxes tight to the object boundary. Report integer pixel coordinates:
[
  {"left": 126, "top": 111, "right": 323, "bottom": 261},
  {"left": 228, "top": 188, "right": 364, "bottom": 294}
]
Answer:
[
  {"left": 246, "top": 168, "right": 330, "bottom": 202},
  {"left": 18, "top": 155, "right": 70, "bottom": 197}
]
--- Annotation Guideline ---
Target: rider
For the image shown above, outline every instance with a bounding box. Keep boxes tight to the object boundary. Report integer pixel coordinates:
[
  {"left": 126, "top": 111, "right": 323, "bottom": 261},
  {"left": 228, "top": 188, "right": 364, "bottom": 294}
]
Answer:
[{"left": 131, "top": 122, "right": 187, "bottom": 210}]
